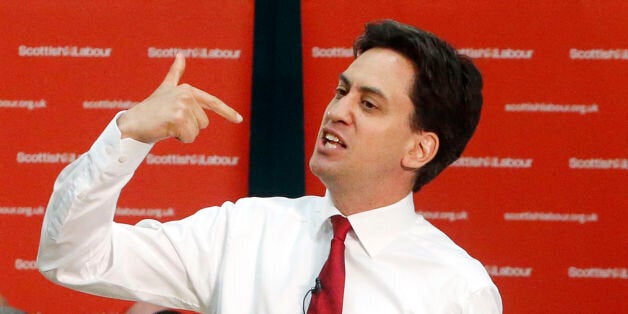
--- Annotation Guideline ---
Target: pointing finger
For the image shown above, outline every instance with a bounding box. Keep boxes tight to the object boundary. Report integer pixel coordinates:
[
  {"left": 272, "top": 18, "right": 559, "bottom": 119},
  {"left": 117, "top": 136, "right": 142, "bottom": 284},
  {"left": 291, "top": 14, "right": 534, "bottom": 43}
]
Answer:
[
  {"left": 161, "top": 53, "right": 186, "bottom": 86},
  {"left": 189, "top": 95, "right": 210, "bottom": 129},
  {"left": 191, "top": 86, "right": 243, "bottom": 123}
]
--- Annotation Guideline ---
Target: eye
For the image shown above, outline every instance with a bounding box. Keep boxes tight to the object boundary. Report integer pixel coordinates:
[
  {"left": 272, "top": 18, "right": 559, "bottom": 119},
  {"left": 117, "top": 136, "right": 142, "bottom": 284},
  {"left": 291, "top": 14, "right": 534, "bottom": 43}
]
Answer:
[
  {"left": 334, "top": 86, "right": 347, "bottom": 99},
  {"left": 361, "top": 100, "right": 377, "bottom": 110}
]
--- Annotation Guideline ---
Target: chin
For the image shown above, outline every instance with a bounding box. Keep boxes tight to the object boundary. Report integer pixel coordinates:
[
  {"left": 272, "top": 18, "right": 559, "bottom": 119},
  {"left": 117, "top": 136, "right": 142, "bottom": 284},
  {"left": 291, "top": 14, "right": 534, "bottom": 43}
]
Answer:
[
  {"left": 309, "top": 158, "right": 330, "bottom": 181},
  {"left": 308, "top": 158, "right": 322, "bottom": 178}
]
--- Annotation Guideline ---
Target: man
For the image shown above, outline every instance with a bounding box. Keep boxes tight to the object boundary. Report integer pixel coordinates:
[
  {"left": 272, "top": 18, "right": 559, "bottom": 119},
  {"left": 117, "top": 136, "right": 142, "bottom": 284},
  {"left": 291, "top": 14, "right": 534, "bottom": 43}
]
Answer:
[{"left": 37, "top": 20, "right": 502, "bottom": 313}]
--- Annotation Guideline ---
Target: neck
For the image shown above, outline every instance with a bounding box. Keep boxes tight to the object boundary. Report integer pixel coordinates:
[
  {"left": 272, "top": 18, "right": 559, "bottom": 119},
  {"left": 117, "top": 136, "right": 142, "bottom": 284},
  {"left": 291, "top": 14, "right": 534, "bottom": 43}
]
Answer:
[{"left": 326, "top": 182, "right": 412, "bottom": 216}]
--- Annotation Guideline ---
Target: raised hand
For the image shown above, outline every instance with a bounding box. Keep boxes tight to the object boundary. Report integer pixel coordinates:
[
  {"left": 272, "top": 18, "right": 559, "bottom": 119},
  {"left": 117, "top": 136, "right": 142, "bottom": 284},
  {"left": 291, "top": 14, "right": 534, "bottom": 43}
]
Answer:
[{"left": 117, "top": 53, "right": 242, "bottom": 144}]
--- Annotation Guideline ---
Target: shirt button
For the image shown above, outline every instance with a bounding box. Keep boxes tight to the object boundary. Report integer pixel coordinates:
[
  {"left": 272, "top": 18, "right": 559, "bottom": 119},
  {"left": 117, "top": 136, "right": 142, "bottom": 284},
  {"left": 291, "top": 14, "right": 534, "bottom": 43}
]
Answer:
[
  {"left": 105, "top": 145, "right": 114, "bottom": 155},
  {"left": 77, "top": 192, "right": 87, "bottom": 200},
  {"left": 118, "top": 156, "right": 128, "bottom": 163}
]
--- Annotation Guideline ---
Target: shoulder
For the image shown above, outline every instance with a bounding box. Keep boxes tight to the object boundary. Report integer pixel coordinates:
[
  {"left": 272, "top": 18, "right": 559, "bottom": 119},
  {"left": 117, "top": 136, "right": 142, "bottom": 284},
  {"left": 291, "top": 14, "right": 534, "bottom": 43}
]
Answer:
[{"left": 404, "top": 216, "right": 495, "bottom": 289}]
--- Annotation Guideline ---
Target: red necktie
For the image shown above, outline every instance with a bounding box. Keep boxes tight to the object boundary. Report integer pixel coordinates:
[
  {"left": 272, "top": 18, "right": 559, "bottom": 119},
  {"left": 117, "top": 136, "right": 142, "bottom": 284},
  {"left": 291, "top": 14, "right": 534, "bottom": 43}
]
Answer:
[{"left": 308, "top": 215, "right": 352, "bottom": 314}]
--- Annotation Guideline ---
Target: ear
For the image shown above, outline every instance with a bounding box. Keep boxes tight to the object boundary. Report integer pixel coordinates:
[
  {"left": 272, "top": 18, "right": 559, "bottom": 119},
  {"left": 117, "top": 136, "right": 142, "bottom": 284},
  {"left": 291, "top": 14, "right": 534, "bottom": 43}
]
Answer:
[{"left": 402, "top": 131, "right": 439, "bottom": 170}]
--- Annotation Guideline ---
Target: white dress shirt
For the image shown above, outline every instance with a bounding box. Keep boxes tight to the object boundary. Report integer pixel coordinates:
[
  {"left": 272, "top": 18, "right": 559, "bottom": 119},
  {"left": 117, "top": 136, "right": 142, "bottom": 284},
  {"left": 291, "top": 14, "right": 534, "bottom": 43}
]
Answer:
[{"left": 37, "top": 114, "right": 502, "bottom": 314}]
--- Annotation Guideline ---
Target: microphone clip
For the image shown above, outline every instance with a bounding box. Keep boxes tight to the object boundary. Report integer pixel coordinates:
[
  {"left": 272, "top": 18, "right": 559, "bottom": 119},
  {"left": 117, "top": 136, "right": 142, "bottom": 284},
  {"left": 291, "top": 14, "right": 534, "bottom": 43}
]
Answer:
[{"left": 313, "top": 277, "right": 322, "bottom": 293}]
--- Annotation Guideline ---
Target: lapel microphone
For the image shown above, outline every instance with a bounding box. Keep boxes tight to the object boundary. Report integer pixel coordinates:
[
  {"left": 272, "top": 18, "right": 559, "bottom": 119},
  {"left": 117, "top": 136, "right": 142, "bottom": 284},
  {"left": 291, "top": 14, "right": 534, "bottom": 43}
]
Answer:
[
  {"left": 313, "top": 277, "right": 322, "bottom": 293},
  {"left": 302, "top": 277, "right": 324, "bottom": 314}
]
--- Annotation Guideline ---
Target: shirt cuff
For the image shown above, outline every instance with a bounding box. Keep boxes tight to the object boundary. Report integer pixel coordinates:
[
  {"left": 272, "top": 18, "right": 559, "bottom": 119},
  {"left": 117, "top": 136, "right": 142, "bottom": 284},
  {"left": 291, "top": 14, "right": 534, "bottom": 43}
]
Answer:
[{"left": 89, "top": 111, "right": 154, "bottom": 175}]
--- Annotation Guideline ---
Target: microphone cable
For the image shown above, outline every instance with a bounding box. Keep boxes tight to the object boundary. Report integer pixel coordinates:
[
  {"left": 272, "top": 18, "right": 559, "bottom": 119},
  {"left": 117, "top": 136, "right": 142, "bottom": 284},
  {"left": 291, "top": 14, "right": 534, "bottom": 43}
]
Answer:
[{"left": 302, "top": 278, "right": 322, "bottom": 314}]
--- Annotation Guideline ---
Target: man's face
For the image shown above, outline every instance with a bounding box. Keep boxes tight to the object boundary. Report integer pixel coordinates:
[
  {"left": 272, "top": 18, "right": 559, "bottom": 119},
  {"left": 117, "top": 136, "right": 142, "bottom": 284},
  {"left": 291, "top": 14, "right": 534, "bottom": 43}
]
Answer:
[{"left": 309, "top": 48, "right": 420, "bottom": 192}]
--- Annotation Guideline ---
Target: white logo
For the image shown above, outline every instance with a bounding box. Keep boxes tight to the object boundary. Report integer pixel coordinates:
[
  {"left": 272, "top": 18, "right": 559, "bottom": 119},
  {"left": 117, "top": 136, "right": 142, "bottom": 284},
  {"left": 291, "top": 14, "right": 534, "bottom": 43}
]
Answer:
[
  {"left": 504, "top": 212, "right": 598, "bottom": 224},
  {"left": 0, "top": 99, "right": 47, "bottom": 110},
  {"left": 145, "top": 154, "right": 239, "bottom": 166},
  {"left": 15, "top": 258, "right": 38, "bottom": 270},
  {"left": 458, "top": 48, "right": 534, "bottom": 59},
  {"left": 116, "top": 207, "right": 175, "bottom": 218},
  {"left": 83, "top": 100, "right": 138, "bottom": 109},
  {"left": 16, "top": 152, "right": 77, "bottom": 164},
  {"left": 0, "top": 206, "right": 45, "bottom": 217},
  {"left": 311, "top": 47, "right": 353, "bottom": 58},
  {"left": 569, "top": 158, "right": 628, "bottom": 170},
  {"left": 417, "top": 210, "right": 468, "bottom": 222},
  {"left": 148, "top": 47, "right": 241, "bottom": 59},
  {"left": 486, "top": 265, "right": 533, "bottom": 277},
  {"left": 452, "top": 156, "right": 533, "bottom": 168},
  {"left": 18, "top": 45, "right": 112, "bottom": 58},
  {"left": 570, "top": 48, "right": 628, "bottom": 60},
  {"left": 505, "top": 102, "right": 598, "bottom": 115},
  {"left": 568, "top": 267, "right": 628, "bottom": 279}
]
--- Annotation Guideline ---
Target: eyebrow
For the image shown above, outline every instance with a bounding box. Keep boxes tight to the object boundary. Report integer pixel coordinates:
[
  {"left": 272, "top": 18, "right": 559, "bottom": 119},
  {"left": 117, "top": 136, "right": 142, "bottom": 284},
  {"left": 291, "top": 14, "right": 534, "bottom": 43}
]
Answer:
[{"left": 339, "top": 73, "right": 388, "bottom": 101}]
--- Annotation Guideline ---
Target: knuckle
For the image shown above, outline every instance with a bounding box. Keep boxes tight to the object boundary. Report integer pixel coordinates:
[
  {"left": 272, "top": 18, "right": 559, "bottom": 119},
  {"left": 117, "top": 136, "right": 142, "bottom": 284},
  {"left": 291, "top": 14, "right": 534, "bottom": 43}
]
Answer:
[
  {"left": 206, "top": 100, "right": 219, "bottom": 109},
  {"left": 177, "top": 91, "right": 194, "bottom": 103},
  {"left": 170, "top": 111, "right": 187, "bottom": 125},
  {"left": 175, "top": 85, "right": 194, "bottom": 102}
]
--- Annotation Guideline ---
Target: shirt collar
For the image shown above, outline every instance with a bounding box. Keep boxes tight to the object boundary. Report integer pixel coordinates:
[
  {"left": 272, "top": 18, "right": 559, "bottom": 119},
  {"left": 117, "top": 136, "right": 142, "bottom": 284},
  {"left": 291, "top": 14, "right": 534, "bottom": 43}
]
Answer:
[{"left": 319, "top": 191, "right": 417, "bottom": 258}]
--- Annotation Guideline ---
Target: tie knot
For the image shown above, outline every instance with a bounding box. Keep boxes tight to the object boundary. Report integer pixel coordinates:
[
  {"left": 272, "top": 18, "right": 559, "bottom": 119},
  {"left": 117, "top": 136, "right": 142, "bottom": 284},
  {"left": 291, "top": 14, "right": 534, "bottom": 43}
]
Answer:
[{"left": 330, "top": 215, "right": 352, "bottom": 242}]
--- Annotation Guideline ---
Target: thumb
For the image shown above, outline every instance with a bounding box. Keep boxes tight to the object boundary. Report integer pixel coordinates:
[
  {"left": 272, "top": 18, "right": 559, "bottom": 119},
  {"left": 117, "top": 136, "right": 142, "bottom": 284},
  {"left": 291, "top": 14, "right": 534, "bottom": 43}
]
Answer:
[{"left": 161, "top": 53, "right": 186, "bottom": 86}]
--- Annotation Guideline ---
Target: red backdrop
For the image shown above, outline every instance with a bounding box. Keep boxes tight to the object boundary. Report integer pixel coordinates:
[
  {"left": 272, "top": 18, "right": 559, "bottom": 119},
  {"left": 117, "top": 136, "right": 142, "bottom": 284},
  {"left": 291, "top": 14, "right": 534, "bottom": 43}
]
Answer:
[
  {"left": 302, "top": 1, "right": 627, "bottom": 313},
  {"left": 1, "top": 1, "right": 626, "bottom": 313},
  {"left": 0, "top": 1, "right": 254, "bottom": 313}
]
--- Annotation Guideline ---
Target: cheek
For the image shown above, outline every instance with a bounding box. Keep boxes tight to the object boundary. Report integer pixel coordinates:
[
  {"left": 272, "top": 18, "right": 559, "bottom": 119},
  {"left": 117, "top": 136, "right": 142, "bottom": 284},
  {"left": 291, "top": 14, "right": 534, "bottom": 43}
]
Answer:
[
  {"left": 381, "top": 126, "right": 414, "bottom": 156},
  {"left": 360, "top": 127, "right": 408, "bottom": 159}
]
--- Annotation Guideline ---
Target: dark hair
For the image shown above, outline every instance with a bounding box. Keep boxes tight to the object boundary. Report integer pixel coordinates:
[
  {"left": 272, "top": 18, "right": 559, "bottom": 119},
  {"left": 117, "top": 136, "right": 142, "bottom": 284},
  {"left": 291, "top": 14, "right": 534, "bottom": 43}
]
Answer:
[{"left": 353, "top": 20, "right": 483, "bottom": 192}]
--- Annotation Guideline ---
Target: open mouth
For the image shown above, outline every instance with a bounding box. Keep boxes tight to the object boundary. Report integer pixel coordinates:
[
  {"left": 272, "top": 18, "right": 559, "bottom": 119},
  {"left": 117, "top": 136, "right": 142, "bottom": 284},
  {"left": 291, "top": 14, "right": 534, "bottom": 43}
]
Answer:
[{"left": 322, "top": 132, "right": 346, "bottom": 148}]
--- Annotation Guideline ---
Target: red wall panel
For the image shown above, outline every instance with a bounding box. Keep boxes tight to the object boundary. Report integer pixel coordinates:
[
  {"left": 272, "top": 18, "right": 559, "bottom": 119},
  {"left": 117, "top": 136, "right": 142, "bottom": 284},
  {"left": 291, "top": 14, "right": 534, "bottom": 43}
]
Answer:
[
  {"left": 301, "top": 1, "right": 627, "bottom": 313},
  {"left": 0, "top": 1, "right": 254, "bottom": 313}
]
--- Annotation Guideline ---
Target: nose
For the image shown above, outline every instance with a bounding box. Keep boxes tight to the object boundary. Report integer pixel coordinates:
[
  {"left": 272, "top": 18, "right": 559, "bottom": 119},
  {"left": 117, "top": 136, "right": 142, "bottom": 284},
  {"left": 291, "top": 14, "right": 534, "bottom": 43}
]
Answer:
[{"left": 326, "top": 93, "right": 354, "bottom": 125}]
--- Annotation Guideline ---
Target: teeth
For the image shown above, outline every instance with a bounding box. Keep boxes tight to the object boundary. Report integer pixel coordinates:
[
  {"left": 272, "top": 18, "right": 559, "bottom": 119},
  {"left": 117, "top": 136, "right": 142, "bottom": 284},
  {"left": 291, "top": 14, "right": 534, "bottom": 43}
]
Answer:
[
  {"left": 324, "top": 141, "right": 337, "bottom": 148},
  {"left": 324, "top": 133, "right": 340, "bottom": 143}
]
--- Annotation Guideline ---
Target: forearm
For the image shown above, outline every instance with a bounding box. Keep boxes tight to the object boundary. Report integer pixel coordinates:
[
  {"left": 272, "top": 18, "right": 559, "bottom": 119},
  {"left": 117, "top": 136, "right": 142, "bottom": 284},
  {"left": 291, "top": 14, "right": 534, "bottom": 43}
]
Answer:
[{"left": 37, "top": 113, "right": 153, "bottom": 287}]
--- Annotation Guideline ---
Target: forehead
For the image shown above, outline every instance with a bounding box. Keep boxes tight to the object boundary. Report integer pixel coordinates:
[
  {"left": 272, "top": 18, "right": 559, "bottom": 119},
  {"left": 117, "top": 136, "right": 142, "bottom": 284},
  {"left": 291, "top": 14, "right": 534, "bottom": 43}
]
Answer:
[{"left": 342, "top": 48, "right": 416, "bottom": 98}]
